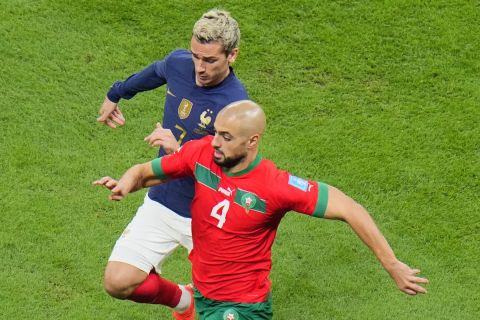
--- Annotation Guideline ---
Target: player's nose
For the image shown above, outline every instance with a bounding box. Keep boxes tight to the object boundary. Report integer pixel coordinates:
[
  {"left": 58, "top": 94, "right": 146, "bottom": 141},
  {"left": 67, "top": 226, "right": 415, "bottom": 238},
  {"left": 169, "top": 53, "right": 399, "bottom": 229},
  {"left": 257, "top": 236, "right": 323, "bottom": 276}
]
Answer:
[
  {"left": 211, "top": 134, "right": 221, "bottom": 148},
  {"left": 196, "top": 61, "right": 206, "bottom": 73}
]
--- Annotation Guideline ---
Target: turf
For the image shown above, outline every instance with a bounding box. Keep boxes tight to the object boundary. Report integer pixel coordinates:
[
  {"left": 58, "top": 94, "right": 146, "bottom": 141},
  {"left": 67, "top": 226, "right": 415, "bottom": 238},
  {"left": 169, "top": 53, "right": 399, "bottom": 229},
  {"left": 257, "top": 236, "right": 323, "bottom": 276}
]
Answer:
[{"left": 1, "top": 0, "right": 478, "bottom": 319}]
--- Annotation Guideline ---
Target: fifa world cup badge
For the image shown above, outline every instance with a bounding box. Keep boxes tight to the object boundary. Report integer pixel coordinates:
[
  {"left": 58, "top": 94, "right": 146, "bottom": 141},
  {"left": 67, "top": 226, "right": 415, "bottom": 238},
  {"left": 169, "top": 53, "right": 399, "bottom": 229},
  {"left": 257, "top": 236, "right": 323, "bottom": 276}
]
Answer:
[{"left": 178, "top": 98, "right": 193, "bottom": 119}]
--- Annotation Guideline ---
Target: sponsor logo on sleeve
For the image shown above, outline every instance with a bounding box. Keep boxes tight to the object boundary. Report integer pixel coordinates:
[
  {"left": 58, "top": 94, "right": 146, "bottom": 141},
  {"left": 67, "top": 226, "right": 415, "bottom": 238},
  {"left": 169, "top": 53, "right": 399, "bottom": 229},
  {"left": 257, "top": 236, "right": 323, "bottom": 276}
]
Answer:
[{"left": 288, "top": 175, "right": 309, "bottom": 192}]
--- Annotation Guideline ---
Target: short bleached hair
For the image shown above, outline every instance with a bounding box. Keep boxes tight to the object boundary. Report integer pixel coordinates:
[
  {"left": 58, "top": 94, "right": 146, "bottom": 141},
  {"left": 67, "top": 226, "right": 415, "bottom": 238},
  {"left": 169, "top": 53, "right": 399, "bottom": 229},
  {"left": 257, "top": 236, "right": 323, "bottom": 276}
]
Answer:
[{"left": 192, "top": 9, "right": 240, "bottom": 55}]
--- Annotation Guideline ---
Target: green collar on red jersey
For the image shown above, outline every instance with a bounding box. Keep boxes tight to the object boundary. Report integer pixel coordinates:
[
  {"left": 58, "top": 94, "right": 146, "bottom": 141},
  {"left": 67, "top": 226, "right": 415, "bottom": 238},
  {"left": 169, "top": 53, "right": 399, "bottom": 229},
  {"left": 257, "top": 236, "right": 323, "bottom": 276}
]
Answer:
[{"left": 223, "top": 154, "right": 262, "bottom": 177}]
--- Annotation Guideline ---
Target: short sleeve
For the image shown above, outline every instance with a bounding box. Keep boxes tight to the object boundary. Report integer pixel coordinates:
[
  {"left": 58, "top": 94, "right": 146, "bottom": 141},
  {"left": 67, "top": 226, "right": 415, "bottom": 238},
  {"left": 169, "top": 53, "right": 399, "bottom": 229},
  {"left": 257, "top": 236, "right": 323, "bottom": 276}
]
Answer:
[
  {"left": 273, "top": 171, "right": 329, "bottom": 218},
  {"left": 151, "top": 138, "right": 205, "bottom": 180}
]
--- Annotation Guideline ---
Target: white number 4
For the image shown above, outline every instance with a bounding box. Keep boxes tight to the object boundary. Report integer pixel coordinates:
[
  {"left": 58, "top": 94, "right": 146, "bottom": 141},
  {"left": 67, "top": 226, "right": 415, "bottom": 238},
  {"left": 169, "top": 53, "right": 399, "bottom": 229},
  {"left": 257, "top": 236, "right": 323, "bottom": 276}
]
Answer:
[{"left": 210, "top": 199, "right": 230, "bottom": 228}]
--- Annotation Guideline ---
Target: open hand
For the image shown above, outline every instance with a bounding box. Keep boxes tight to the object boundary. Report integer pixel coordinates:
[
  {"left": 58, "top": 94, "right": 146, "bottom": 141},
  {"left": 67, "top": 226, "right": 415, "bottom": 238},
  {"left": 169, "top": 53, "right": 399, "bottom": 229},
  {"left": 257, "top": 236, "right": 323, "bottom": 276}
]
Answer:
[
  {"left": 144, "top": 123, "right": 180, "bottom": 154},
  {"left": 93, "top": 176, "right": 126, "bottom": 201},
  {"left": 97, "top": 97, "right": 126, "bottom": 129},
  {"left": 387, "top": 260, "right": 429, "bottom": 295}
]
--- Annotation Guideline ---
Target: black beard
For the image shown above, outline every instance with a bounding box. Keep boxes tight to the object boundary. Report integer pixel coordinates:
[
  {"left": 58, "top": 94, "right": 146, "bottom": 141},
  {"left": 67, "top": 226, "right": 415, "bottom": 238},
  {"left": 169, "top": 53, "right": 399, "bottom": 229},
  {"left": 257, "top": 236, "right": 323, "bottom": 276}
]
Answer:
[{"left": 213, "top": 153, "right": 246, "bottom": 169}]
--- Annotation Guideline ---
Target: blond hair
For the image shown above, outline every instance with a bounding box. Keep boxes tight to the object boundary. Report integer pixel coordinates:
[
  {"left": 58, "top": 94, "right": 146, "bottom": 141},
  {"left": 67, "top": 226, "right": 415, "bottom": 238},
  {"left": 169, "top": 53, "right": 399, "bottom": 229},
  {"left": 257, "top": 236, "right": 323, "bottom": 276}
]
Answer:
[{"left": 192, "top": 9, "right": 240, "bottom": 55}]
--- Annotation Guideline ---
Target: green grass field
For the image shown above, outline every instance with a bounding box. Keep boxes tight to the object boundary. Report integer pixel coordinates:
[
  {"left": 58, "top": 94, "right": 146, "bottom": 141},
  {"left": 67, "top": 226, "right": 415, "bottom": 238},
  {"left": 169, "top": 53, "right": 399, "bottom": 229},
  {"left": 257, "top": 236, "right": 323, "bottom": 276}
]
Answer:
[{"left": 1, "top": 0, "right": 479, "bottom": 319}]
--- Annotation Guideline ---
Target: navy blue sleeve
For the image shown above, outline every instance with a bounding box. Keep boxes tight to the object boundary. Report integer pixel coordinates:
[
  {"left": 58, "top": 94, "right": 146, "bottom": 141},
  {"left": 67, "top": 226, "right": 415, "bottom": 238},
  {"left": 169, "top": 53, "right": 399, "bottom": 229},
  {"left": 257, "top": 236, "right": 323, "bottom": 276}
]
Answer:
[{"left": 106, "top": 59, "right": 168, "bottom": 103}]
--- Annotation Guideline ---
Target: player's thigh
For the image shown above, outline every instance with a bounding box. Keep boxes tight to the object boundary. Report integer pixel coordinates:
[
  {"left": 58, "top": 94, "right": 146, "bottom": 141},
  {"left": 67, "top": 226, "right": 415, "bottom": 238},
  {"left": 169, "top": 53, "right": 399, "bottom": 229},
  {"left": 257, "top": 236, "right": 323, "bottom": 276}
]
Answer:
[
  {"left": 168, "top": 209, "right": 193, "bottom": 253},
  {"left": 143, "top": 194, "right": 193, "bottom": 253},
  {"left": 109, "top": 195, "right": 183, "bottom": 273}
]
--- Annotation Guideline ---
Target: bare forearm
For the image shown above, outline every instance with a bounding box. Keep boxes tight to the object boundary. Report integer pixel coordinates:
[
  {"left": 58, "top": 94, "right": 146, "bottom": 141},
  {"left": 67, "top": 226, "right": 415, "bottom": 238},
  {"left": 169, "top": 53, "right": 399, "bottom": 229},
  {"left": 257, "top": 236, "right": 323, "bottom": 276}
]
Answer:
[
  {"left": 116, "top": 165, "right": 144, "bottom": 194},
  {"left": 324, "top": 186, "right": 428, "bottom": 294},
  {"left": 94, "top": 161, "right": 164, "bottom": 202},
  {"left": 325, "top": 187, "right": 398, "bottom": 269},
  {"left": 344, "top": 204, "right": 398, "bottom": 269},
  {"left": 118, "top": 163, "right": 163, "bottom": 194}
]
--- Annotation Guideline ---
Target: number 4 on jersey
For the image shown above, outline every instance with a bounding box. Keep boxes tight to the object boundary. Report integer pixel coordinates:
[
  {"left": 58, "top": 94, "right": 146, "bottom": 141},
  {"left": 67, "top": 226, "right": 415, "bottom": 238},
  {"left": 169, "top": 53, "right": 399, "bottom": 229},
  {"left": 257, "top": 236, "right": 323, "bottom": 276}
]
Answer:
[{"left": 210, "top": 199, "right": 230, "bottom": 228}]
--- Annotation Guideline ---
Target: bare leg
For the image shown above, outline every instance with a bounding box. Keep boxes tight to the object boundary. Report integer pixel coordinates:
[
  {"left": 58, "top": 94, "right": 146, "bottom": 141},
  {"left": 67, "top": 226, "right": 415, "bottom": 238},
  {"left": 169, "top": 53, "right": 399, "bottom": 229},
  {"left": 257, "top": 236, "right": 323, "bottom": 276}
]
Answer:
[{"left": 104, "top": 261, "right": 148, "bottom": 299}]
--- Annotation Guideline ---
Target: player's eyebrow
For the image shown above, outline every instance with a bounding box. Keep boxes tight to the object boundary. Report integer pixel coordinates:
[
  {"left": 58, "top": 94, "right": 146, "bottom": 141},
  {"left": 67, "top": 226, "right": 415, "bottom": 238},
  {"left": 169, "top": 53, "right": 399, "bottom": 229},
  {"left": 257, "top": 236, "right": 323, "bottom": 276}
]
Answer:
[
  {"left": 215, "top": 129, "right": 233, "bottom": 138},
  {"left": 191, "top": 51, "right": 218, "bottom": 60}
]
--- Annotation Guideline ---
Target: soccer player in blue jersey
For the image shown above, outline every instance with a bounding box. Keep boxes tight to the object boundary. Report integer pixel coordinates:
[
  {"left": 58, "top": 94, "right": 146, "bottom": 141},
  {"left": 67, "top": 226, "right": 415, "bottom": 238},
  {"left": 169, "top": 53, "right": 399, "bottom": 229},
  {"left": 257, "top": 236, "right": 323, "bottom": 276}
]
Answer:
[{"left": 96, "top": 9, "right": 248, "bottom": 319}]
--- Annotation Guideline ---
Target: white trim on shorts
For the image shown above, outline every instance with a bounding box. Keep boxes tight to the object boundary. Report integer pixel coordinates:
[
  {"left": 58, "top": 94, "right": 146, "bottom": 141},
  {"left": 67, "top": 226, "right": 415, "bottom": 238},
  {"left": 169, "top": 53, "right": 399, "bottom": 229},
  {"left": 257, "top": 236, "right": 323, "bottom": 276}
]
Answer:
[{"left": 108, "top": 193, "right": 193, "bottom": 274}]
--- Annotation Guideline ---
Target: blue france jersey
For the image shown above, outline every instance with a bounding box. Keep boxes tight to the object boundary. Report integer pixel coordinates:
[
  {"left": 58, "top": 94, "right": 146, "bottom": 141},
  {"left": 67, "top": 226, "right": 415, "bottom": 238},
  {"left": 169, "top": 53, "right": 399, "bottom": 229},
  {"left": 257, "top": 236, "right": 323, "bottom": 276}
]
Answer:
[{"left": 107, "top": 50, "right": 249, "bottom": 218}]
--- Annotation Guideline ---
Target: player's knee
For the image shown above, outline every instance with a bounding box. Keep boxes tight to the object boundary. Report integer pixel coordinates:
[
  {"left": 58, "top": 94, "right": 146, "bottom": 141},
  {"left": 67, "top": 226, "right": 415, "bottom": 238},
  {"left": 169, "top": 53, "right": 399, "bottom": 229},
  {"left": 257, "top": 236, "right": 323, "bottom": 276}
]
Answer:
[{"left": 103, "top": 269, "right": 133, "bottom": 299}]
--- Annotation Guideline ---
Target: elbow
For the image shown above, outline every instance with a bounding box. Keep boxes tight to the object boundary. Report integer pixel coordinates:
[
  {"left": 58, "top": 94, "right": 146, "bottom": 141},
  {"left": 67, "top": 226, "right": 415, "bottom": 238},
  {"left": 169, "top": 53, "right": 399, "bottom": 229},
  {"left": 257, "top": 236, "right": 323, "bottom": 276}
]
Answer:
[{"left": 337, "top": 200, "right": 366, "bottom": 224}]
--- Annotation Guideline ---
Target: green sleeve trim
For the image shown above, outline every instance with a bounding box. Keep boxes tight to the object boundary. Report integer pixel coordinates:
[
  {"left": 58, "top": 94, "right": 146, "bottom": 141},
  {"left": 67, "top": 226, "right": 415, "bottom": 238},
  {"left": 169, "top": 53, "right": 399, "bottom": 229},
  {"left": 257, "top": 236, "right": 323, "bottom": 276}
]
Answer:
[
  {"left": 151, "top": 158, "right": 167, "bottom": 180},
  {"left": 313, "top": 182, "right": 329, "bottom": 218}
]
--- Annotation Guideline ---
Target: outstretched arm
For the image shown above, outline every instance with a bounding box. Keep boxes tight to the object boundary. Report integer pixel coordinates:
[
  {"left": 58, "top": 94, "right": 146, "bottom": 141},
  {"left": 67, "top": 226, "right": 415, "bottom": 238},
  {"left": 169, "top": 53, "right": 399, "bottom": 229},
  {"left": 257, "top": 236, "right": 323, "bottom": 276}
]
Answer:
[
  {"left": 97, "top": 60, "right": 168, "bottom": 129},
  {"left": 93, "top": 161, "right": 164, "bottom": 201},
  {"left": 324, "top": 186, "right": 429, "bottom": 295}
]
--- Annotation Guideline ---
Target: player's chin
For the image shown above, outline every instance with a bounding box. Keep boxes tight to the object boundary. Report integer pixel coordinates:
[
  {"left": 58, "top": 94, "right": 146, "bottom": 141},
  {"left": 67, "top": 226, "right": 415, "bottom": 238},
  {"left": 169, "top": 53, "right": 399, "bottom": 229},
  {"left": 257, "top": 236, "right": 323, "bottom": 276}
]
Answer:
[
  {"left": 213, "top": 156, "right": 225, "bottom": 166},
  {"left": 196, "top": 75, "right": 210, "bottom": 86}
]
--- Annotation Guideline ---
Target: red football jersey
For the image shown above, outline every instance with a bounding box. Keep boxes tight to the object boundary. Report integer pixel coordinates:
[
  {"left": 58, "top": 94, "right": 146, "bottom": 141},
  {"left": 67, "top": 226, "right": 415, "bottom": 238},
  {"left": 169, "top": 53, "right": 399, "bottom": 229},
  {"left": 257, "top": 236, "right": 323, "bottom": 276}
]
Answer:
[{"left": 152, "top": 136, "right": 328, "bottom": 303}]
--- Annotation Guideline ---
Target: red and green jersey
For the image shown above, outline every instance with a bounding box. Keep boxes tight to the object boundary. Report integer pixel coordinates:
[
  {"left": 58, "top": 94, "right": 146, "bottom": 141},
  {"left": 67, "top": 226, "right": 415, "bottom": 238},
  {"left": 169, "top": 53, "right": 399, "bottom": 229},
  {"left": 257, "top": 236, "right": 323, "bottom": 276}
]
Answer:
[{"left": 151, "top": 136, "right": 329, "bottom": 303}]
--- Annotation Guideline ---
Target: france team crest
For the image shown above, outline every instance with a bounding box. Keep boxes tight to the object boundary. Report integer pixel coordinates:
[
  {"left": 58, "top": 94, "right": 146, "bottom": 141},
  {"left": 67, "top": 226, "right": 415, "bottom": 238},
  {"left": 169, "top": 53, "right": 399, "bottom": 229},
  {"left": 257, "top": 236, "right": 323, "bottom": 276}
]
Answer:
[
  {"left": 199, "top": 109, "right": 213, "bottom": 128},
  {"left": 288, "top": 175, "right": 308, "bottom": 191}
]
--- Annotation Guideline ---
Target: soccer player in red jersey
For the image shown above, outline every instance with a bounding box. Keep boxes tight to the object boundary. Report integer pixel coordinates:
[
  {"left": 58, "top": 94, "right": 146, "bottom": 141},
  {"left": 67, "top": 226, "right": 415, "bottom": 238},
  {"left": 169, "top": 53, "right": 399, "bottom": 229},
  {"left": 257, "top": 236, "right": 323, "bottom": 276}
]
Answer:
[{"left": 95, "top": 100, "right": 429, "bottom": 319}]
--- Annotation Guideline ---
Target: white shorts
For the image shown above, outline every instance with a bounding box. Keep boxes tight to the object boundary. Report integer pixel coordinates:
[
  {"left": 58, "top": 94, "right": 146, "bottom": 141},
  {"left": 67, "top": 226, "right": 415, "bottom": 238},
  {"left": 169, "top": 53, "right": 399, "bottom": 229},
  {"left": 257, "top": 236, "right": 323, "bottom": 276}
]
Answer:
[{"left": 109, "top": 194, "right": 193, "bottom": 274}]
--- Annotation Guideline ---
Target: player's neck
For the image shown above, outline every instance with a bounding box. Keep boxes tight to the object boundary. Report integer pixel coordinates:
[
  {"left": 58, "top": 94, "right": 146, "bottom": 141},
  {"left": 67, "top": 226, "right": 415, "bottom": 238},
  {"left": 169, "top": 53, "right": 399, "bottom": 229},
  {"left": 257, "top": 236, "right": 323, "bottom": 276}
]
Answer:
[{"left": 212, "top": 68, "right": 231, "bottom": 87}]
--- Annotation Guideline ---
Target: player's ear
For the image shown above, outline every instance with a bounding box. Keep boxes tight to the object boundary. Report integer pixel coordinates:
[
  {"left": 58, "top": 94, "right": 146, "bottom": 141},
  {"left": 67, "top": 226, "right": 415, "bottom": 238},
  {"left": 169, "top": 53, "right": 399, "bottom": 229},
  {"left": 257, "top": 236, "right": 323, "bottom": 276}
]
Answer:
[
  {"left": 227, "top": 48, "right": 239, "bottom": 64},
  {"left": 248, "top": 134, "right": 259, "bottom": 149}
]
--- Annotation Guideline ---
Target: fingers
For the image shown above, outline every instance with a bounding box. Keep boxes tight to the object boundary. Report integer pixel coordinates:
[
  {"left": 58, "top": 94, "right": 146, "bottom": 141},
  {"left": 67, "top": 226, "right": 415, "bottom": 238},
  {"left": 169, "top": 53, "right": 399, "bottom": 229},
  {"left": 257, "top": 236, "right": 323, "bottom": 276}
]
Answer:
[
  {"left": 404, "top": 272, "right": 429, "bottom": 294},
  {"left": 104, "top": 118, "right": 118, "bottom": 129},
  {"left": 97, "top": 105, "right": 113, "bottom": 122},
  {"left": 94, "top": 177, "right": 125, "bottom": 201},
  {"left": 97, "top": 113, "right": 120, "bottom": 128},
  {"left": 109, "top": 193, "right": 125, "bottom": 201},
  {"left": 92, "top": 177, "right": 118, "bottom": 190},
  {"left": 402, "top": 281, "right": 428, "bottom": 295},
  {"left": 97, "top": 98, "right": 125, "bottom": 128},
  {"left": 109, "top": 184, "right": 128, "bottom": 201},
  {"left": 412, "top": 284, "right": 428, "bottom": 294},
  {"left": 144, "top": 125, "right": 174, "bottom": 146},
  {"left": 92, "top": 176, "right": 112, "bottom": 185},
  {"left": 97, "top": 116, "right": 125, "bottom": 128},
  {"left": 389, "top": 261, "right": 429, "bottom": 295},
  {"left": 144, "top": 132, "right": 153, "bottom": 142},
  {"left": 413, "top": 276, "right": 429, "bottom": 284},
  {"left": 147, "top": 137, "right": 167, "bottom": 147},
  {"left": 403, "top": 288, "right": 417, "bottom": 295},
  {"left": 409, "top": 275, "right": 429, "bottom": 294},
  {"left": 110, "top": 107, "right": 125, "bottom": 125}
]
